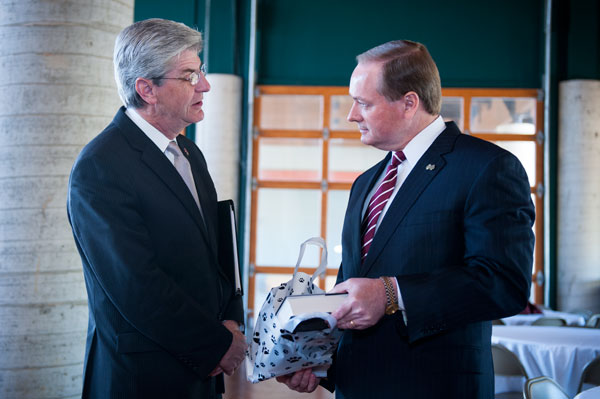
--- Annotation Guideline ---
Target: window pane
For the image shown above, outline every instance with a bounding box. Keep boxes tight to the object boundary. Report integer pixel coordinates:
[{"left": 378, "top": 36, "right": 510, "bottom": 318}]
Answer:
[
  {"left": 470, "top": 97, "right": 536, "bottom": 134},
  {"left": 326, "top": 276, "right": 337, "bottom": 291},
  {"left": 253, "top": 273, "right": 292, "bottom": 324},
  {"left": 326, "top": 190, "right": 350, "bottom": 269},
  {"left": 330, "top": 95, "right": 357, "bottom": 131},
  {"left": 258, "top": 138, "right": 322, "bottom": 181},
  {"left": 256, "top": 189, "right": 321, "bottom": 266},
  {"left": 259, "top": 95, "right": 323, "bottom": 130},
  {"left": 493, "top": 141, "right": 536, "bottom": 186},
  {"left": 441, "top": 96, "right": 464, "bottom": 131},
  {"left": 328, "top": 138, "right": 386, "bottom": 183}
]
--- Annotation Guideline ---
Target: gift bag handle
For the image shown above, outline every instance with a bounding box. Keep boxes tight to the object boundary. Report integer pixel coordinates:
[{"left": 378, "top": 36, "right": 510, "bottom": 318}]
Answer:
[{"left": 293, "top": 237, "right": 328, "bottom": 281}]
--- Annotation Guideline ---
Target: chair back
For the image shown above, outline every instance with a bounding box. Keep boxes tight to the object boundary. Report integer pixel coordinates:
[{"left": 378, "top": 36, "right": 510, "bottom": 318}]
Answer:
[
  {"left": 578, "top": 356, "right": 600, "bottom": 393},
  {"left": 492, "top": 344, "right": 528, "bottom": 378},
  {"left": 524, "top": 376, "right": 569, "bottom": 399},
  {"left": 587, "top": 314, "right": 600, "bottom": 328},
  {"left": 531, "top": 317, "right": 567, "bottom": 326},
  {"left": 570, "top": 308, "right": 594, "bottom": 321}
]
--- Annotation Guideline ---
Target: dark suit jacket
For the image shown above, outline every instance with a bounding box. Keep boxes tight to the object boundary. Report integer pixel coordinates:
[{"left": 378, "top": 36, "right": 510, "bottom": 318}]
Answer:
[
  {"left": 329, "top": 122, "right": 534, "bottom": 399},
  {"left": 67, "top": 107, "right": 243, "bottom": 398}
]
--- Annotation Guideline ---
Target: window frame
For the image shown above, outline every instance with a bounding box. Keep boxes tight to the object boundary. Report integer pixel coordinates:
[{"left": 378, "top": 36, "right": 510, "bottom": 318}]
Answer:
[{"left": 248, "top": 85, "right": 544, "bottom": 321}]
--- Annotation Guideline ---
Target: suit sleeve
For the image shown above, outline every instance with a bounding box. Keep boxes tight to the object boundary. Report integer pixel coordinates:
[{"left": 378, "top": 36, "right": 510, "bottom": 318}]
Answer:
[
  {"left": 68, "top": 153, "right": 232, "bottom": 377},
  {"left": 398, "top": 151, "right": 535, "bottom": 343}
]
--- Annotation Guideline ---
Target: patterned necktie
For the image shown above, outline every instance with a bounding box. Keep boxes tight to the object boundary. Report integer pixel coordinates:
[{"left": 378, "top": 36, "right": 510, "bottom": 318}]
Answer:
[
  {"left": 361, "top": 151, "right": 406, "bottom": 263},
  {"left": 165, "top": 141, "right": 204, "bottom": 218}
]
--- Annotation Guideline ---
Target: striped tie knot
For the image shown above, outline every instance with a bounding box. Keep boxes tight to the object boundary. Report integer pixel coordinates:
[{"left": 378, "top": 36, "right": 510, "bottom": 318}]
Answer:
[{"left": 360, "top": 151, "right": 406, "bottom": 263}]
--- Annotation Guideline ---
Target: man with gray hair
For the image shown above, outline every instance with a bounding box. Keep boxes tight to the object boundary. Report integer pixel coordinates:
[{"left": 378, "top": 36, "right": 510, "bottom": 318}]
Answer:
[{"left": 67, "top": 18, "right": 246, "bottom": 398}]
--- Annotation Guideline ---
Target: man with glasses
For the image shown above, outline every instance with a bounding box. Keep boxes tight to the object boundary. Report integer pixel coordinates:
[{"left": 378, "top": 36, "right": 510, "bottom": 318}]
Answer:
[{"left": 67, "top": 19, "right": 245, "bottom": 398}]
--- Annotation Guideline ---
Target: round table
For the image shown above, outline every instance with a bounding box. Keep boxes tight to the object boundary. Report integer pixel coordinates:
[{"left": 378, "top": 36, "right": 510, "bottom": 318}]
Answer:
[
  {"left": 492, "top": 325, "right": 600, "bottom": 397},
  {"left": 502, "top": 310, "right": 586, "bottom": 326},
  {"left": 576, "top": 386, "right": 600, "bottom": 399}
]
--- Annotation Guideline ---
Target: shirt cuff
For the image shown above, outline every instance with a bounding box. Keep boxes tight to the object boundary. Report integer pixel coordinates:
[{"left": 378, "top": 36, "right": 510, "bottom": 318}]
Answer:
[{"left": 393, "top": 277, "right": 408, "bottom": 325}]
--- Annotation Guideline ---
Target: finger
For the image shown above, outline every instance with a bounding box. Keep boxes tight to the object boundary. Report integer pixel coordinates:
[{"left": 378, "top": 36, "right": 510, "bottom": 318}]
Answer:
[
  {"left": 289, "top": 370, "right": 305, "bottom": 388},
  {"left": 289, "top": 369, "right": 308, "bottom": 392},
  {"left": 299, "top": 369, "right": 314, "bottom": 391},
  {"left": 331, "top": 301, "right": 352, "bottom": 321},
  {"left": 276, "top": 375, "right": 291, "bottom": 384},
  {"left": 307, "top": 374, "right": 320, "bottom": 392},
  {"left": 328, "top": 281, "right": 348, "bottom": 294},
  {"left": 209, "top": 367, "right": 222, "bottom": 377}
]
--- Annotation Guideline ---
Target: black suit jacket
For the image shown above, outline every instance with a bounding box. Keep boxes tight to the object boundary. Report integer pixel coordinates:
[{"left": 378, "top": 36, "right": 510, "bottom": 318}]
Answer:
[
  {"left": 67, "top": 107, "right": 243, "bottom": 398},
  {"left": 329, "top": 122, "right": 535, "bottom": 399}
]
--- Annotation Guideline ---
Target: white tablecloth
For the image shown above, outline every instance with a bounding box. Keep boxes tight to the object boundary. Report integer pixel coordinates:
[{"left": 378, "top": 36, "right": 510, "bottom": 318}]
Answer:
[
  {"left": 502, "top": 309, "right": 586, "bottom": 326},
  {"left": 492, "top": 326, "right": 600, "bottom": 397},
  {"left": 576, "top": 386, "right": 600, "bottom": 399}
]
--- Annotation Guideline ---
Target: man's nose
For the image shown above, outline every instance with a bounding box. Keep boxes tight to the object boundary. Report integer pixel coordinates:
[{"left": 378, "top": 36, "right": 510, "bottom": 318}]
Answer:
[
  {"left": 347, "top": 102, "right": 361, "bottom": 122},
  {"left": 196, "top": 73, "right": 210, "bottom": 92}
]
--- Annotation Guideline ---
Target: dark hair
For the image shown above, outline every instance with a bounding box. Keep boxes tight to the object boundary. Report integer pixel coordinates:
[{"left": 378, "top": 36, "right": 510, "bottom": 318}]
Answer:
[{"left": 357, "top": 40, "right": 441, "bottom": 115}]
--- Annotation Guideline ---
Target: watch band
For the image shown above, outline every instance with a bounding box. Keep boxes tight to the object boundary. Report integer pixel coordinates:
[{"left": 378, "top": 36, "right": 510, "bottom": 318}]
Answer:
[{"left": 380, "top": 276, "right": 399, "bottom": 315}]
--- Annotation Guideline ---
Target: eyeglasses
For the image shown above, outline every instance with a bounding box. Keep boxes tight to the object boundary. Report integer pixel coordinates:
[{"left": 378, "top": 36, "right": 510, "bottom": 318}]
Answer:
[{"left": 151, "top": 64, "right": 207, "bottom": 86}]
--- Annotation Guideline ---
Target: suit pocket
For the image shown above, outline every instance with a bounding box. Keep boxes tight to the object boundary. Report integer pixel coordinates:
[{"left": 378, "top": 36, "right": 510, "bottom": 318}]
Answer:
[{"left": 117, "top": 331, "right": 162, "bottom": 354}]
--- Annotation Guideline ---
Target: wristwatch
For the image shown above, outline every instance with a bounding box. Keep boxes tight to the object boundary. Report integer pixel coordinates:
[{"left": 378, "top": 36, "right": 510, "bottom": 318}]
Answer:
[{"left": 380, "top": 276, "right": 399, "bottom": 315}]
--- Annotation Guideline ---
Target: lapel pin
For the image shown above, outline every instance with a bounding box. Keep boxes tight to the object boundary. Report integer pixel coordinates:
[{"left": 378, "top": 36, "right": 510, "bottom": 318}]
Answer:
[
  {"left": 183, "top": 148, "right": 190, "bottom": 157},
  {"left": 425, "top": 164, "right": 435, "bottom": 171}
]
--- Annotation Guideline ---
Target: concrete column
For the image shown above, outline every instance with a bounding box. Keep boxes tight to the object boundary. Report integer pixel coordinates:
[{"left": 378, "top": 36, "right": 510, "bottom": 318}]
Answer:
[
  {"left": 0, "top": 1, "right": 133, "bottom": 397},
  {"left": 195, "top": 73, "right": 242, "bottom": 203},
  {"left": 557, "top": 79, "right": 600, "bottom": 313}
]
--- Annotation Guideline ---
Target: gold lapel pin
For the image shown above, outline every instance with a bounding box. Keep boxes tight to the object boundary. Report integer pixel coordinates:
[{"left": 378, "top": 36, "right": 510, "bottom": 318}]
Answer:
[{"left": 426, "top": 164, "right": 435, "bottom": 171}]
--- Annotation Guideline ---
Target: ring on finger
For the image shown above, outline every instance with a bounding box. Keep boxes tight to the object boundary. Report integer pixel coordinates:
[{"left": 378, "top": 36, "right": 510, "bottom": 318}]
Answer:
[{"left": 350, "top": 320, "right": 356, "bottom": 328}]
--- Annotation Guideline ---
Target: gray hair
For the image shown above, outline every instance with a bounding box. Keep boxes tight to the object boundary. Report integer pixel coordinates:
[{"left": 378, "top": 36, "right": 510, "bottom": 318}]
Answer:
[{"left": 113, "top": 18, "right": 203, "bottom": 108}]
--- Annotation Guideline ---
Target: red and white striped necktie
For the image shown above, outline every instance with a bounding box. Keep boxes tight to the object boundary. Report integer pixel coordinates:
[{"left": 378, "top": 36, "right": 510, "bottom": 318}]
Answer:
[{"left": 361, "top": 151, "right": 406, "bottom": 263}]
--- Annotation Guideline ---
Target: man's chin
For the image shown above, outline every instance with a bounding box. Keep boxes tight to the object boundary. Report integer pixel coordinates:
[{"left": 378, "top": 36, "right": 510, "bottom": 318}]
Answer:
[
  {"left": 360, "top": 134, "right": 372, "bottom": 146},
  {"left": 189, "top": 110, "right": 205, "bottom": 124}
]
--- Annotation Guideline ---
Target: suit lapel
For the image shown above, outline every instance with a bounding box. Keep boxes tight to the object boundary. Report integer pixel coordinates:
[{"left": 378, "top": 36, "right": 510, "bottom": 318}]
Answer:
[
  {"left": 177, "top": 136, "right": 219, "bottom": 253},
  {"left": 360, "top": 124, "right": 459, "bottom": 276},
  {"left": 178, "top": 137, "right": 234, "bottom": 303},
  {"left": 114, "top": 108, "right": 212, "bottom": 250}
]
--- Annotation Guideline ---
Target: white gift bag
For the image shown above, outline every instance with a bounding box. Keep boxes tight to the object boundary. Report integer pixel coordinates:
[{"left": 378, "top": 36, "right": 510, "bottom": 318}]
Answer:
[{"left": 246, "top": 237, "right": 343, "bottom": 383}]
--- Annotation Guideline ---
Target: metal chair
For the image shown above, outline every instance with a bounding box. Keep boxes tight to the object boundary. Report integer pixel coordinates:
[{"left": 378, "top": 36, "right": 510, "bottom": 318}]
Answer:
[
  {"left": 524, "top": 376, "right": 570, "bottom": 399},
  {"left": 578, "top": 356, "right": 600, "bottom": 393},
  {"left": 531, "top": 317, "right": 567, "bottom": 326},
  {"left": 492, "top": 344, "right": 528, "bottom": 399},
  {"left": 586, "top": 314, "right": 600, "bottom": 328},
  {"left": 569, "top": 308, "right": 594, "bottom": 321}
]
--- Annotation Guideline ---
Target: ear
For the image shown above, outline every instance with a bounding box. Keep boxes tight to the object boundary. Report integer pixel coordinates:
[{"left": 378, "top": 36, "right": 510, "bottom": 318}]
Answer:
[
  {"left": 403, "top": 91, "right": 420, "bottom": 118},
  {"left": 135, "top": 77, "right": 158, "bottom": 105}
]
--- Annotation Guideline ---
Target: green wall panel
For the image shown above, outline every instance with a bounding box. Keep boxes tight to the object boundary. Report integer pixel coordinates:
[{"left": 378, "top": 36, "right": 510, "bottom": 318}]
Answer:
[
  {"left": 134, "top": 0, "right": 202, "bottom": 29},
  {"left": 565, "top": 0, "right": 600, "bottom": 79},
  {"left": 257, "top": 0, "right": 544, "bottom": 88}
]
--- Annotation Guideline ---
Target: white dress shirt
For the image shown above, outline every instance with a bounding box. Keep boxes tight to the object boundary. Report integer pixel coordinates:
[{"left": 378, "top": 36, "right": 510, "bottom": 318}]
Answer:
[{"left": 125, "top": 107, "right": 176, "bottom": 164}]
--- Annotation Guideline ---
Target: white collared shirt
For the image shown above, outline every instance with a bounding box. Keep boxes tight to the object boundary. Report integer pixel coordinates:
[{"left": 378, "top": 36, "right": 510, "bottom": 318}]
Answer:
[
  {"left": 125, "top": 107, "right": 176, "bottom": 163},
  {"left": 362, "top": 115, "right": 446, "bottom": 317},
  {"left": 361, "top": 115, "right": 446, "bottom": 230}
]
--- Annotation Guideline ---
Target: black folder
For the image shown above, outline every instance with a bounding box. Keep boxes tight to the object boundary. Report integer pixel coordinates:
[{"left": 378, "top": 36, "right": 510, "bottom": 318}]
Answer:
[{"left": 217, "top": 200, "right": 243, "bottom": 296}]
